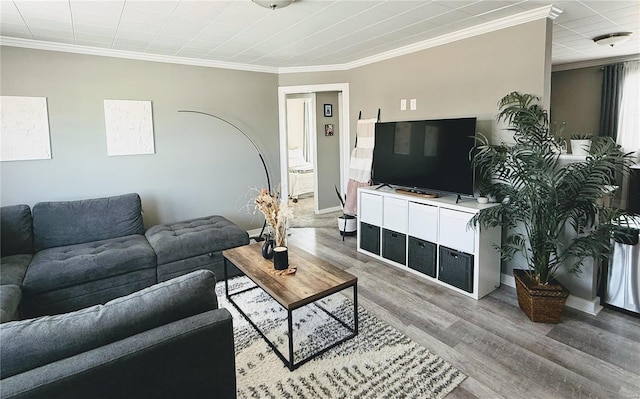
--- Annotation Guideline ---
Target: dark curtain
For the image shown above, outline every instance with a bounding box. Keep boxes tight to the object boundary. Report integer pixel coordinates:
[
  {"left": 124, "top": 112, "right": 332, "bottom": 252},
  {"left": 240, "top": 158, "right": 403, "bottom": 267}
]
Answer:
[{"left": 599, "top": 63, "right": 624, "bottom": 139}]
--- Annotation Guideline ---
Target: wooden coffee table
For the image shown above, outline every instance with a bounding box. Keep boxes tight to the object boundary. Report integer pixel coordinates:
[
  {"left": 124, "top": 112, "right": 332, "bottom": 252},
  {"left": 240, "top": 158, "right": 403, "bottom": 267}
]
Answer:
[{"left": 222, "top": 242, "right": 358, "bottom": 371}]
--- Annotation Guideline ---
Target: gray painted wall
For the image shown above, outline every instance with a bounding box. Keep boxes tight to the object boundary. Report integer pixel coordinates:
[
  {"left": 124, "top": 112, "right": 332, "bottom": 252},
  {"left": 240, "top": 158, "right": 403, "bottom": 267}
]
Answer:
[
  {"left": 347, "top": 19, "right": 551, "bottom": 146},
  {"left": 550, "top": 66, "right": 602, "bottom": 140},
  {"left": 549, "top": 66, "right": 604, "bottom": 301},
  {"left": 0, "top": 47, "right": 280, "bottom": 230},
  {"left": 280, "top": 19, "right": 552, "bottom": 150},
  {"left": 315, "top": 91, "right": 341, "bottom": 210}
]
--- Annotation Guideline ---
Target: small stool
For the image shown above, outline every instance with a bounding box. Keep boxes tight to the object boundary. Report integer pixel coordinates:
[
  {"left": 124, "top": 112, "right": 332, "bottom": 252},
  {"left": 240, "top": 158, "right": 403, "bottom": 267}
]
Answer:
[{"left": 145, "top": 216, "right": 249, "bottom": 282}]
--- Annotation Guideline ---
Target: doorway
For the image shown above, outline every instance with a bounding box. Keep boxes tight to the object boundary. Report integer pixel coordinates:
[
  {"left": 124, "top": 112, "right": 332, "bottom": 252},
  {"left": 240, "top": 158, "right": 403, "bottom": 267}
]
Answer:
[
  {"left": 278, "top": 83, "right": 351, "bottom": 221},
  {"left": 286, "top": 94, "right": 315, "bottom": 202}
]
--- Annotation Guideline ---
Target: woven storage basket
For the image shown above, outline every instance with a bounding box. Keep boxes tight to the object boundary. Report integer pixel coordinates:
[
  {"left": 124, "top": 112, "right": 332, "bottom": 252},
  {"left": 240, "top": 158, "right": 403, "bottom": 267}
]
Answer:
[{"left": 513, "top": 269, "right": 569, "bottom": 324}]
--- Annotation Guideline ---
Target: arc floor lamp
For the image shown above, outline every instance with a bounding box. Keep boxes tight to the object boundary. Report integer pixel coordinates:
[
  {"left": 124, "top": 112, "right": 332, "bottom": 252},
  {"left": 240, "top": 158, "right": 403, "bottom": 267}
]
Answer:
[{"left": 178, "top": 109, "right": 271, "bottom": 241}]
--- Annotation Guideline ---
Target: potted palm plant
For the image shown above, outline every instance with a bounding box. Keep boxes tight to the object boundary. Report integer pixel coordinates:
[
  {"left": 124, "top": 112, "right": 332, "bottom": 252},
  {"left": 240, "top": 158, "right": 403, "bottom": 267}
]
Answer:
[
  {"left": 472, "top": 92, "right": 635, "bottom": 323},
  {"left": 570, "top": 132, "right": 593, "bottom": 156}
]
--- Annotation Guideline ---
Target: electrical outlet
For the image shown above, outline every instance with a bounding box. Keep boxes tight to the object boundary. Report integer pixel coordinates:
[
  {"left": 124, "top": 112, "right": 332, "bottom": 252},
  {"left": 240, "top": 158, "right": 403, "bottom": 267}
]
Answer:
[
  {"left": 400, "top": 99, "right": 407, "bottom": 111},
  {"left": 410, "top": 99, "right": 417, "bottom": 110}
]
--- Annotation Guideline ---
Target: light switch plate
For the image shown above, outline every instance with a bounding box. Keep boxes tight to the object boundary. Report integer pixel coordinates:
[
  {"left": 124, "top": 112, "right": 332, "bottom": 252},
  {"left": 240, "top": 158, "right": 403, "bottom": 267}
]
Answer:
[{"left": 400, "top": 99, "right": 407, "bottom": 111}]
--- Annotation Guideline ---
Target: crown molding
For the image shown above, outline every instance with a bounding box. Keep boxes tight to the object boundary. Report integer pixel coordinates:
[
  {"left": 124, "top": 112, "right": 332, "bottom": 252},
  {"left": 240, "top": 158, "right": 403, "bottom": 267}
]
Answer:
[
  {"left": 0, "top": 36, "right": 280, "bottom": 74},
  {"left": 1, "top": 5, "right": 561, "bottom": 75},
  {"left": 279, "top": 5, "right": 562, "bottom": 74},
  {"left": 552, "top": 54, "right": 640, "bottom": 72}
]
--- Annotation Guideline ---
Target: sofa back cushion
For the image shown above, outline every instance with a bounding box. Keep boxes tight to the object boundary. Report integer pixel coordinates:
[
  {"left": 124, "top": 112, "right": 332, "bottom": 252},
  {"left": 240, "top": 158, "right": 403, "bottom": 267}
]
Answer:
[
  {"left": 1, "top": 205, "right": 33, "bottom": 257},
  {"left": 32, "top": 193, "right": 145, "bottom": 251},
  {"left": 0, "top": 269, "right": 219, "bottom": 379}
]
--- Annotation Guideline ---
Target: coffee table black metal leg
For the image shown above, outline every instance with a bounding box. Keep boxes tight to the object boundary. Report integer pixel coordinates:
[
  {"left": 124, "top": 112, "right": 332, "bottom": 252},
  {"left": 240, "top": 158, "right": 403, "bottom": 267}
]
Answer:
[
  {"left": 353, "top": 284, "right": 358, "bottom": 334},
  {"left": 288, "top": 309, "right": 294, "bottom": 371},
  {"left": 224, "top": 258, "right": 229, "bottom": 298}
]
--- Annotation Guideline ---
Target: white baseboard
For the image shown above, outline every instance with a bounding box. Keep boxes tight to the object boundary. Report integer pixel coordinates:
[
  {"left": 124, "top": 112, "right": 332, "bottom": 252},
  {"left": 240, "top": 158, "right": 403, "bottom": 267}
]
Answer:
[
  {"left": 500, "top": 273, "right": 602, "bottom": 316},
  {"left": 317, "top": 206, "right": 342, "bottom": 215},
  {"left": 501, "top": 273, "right": 516, "bottom": 287}
]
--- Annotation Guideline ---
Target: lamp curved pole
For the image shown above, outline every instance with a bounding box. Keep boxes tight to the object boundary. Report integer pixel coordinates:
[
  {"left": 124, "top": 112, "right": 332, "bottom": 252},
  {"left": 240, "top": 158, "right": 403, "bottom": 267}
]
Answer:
[{"left": 178, "top": 109, "right": 271, "bottom": 241}]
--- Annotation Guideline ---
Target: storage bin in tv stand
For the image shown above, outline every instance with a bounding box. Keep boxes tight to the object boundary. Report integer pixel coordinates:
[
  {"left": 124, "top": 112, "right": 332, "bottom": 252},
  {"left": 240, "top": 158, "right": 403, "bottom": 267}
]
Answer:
[{"left": 356, "top": 186, "right": 501, "bottom": 300}]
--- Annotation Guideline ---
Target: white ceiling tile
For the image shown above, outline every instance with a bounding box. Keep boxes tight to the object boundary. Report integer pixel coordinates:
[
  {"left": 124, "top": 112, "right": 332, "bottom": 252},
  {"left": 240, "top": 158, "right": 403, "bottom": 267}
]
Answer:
[
  {"left": 113, "top": 41, "right": 153, "bottom": 52},
  {"left": 218, "top": 1, "right": 271, "bottom": 22},
  {"left": 73, "top": 22, "right": 118, "bottom": 36},
  {"left": 581, "top": 1, "right": 640, "bottom": 14},
  {"left": 72, "top": 13, "right": 121, "bottom": 28},
  {"left": 1, "top": 11, "right": 26, "bottom": 26},
  {"left": 575, "top": 21, "right": 626, "bottom": 35},
  {"left": 163, "top": 16, "right": 212, "bottom": 33},
  {"left": 2, "top": 0, "right": 639, "bottom": 69},
  {"left": 115, "top": 29, "right": 157, "bottom": 41},
  {"left": 74, "top": 32, "right": 113, "bottom": 46},
  {"left": 175, "top": 46, "right": 212, "bottom": 58},
  {"left": 117, "top": 19, "right": 164, "bottom": 34},
  {"left": 560, "top": 15, "right": 609, "bottom": 29},
  {"left": 69, "top": 1, "right": 124, "bottom": 19},
  {"left": 601, "top": 4, "right": 640, "bottom": 19},
  {"left": 149, "top": 34, "right": 191, "bottom": 47},
  {"left": 145, "top": 44, "right": 183, "bottom": 55},
  {"left": 554, "top": 2, "right": 599, "bottom": 22},
  {"left": 171, "top": 1, "right": 232, "bottom": 19},
  {"left": 0, "top": 22, "right": 32, "bottom": 38},
  {"left": 30, "top": 27, "right": 74, "bottom": 41}
]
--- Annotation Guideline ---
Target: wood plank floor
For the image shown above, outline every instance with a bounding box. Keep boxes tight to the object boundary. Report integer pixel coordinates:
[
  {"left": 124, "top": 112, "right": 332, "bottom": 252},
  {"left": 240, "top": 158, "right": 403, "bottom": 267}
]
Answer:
[{"left": 286, "top": 227, "right": 640, "bottom": 399}]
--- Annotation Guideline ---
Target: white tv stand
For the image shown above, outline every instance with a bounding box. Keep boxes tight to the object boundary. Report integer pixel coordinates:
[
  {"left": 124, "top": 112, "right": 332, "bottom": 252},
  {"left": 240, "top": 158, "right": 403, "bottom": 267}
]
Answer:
[{"left": 356, "top": 186, "right": 501, "bottom": 299}]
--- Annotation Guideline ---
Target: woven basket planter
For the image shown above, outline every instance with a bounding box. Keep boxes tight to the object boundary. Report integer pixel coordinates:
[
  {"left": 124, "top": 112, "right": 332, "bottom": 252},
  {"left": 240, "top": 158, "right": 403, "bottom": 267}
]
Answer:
[{"left": 513, "top": 269, "right": 569, "bottom": 324}]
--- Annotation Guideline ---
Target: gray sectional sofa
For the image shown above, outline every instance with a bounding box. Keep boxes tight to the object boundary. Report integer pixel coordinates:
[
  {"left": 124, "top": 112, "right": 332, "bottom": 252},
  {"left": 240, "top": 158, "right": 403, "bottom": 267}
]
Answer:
[
  {"left": 0, "top": 193, "right": 250, "bottom": 398},
  {"left": 1, "top": 193, "right": 249, "bottom": 319}
]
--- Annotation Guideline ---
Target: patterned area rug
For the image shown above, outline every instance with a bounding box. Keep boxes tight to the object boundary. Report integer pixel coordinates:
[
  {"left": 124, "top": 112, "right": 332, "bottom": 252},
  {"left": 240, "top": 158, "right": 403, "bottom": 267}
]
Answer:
[{"left": 217, "top": 277, "right": 466, "bottom": 398}]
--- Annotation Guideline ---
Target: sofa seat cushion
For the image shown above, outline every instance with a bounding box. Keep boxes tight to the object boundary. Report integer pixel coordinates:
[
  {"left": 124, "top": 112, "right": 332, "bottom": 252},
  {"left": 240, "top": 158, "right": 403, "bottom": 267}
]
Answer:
[
  {"left": 23, "top": 235, "right": 156, "bottom": 295},
  {"left": 0, "top": 285, "right": 22, "bottom": 323},
  {"left": 0, "top": 269, "right": 219, "bottom": 379},
  {"left": 145, "top": 215, "right": 249, "bottom": 266},
  {"left": 0, "top": 254, "right": 32, "bottom": 286},
  {"left": 22, "top": 269, "right": 157, "bottom": 318}
]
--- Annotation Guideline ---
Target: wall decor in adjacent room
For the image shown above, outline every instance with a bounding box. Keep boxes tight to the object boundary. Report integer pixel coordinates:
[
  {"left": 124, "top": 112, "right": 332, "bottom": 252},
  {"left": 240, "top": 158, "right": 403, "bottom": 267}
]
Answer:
[
  {"left": 324, "top": 104, "right": 332, "bottom": 117},
  {"left": 325, "top": 124, "right": 334, "bottom": 136}
]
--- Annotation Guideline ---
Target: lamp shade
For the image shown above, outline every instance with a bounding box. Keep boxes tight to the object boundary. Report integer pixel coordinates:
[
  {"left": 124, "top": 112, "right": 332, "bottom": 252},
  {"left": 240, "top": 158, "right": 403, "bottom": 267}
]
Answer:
[
  {"left": 252, "top": 0, "right": 294, "bottom": 10},
  {"left": 593, "top": 32, "right": 633, "bottom": 47}
]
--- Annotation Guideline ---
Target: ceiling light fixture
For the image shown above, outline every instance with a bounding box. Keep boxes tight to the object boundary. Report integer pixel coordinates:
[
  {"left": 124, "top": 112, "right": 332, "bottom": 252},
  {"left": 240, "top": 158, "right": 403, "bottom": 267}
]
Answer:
[
  {"left": 252, "top": 0, "right": 294, "bottom": 10},
  {"left": 593, "top": 32, "right": 633, "bottom": 47}
]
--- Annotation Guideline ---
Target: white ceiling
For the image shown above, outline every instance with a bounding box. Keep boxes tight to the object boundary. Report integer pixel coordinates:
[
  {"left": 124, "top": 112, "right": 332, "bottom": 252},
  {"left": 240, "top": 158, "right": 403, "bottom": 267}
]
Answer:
[{"left": 1, "top": 0, "right": 639, "bottom": 73}]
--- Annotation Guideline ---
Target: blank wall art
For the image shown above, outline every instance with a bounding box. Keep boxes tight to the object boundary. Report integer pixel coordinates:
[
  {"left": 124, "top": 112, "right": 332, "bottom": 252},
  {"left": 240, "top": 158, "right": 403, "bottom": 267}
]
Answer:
[
  {"left": 104, "top": 99, "right": 155, "bottom": 156},
  {"left": 1, "top": 96, "right": 52, "bottom": 162}
]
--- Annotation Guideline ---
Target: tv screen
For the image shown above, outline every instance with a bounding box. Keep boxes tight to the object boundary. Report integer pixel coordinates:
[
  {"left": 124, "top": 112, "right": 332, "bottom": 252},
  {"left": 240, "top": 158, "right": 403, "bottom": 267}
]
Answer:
[{"left": 372, "top": 117, "right": 477, "bottom": 196}]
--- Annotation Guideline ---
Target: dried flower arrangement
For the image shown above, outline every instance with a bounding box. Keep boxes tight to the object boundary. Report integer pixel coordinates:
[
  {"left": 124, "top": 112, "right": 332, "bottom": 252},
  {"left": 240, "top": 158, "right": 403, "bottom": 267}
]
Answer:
[{"left": 254, "top": 188, "right": 292, "bottom": 247}]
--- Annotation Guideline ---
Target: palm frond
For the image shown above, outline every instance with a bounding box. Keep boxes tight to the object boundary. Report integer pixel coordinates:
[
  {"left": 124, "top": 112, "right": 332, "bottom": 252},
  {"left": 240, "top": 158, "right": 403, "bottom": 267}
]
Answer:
[{"left": 472, "top": 91, "right": 635, "bottom": 285}]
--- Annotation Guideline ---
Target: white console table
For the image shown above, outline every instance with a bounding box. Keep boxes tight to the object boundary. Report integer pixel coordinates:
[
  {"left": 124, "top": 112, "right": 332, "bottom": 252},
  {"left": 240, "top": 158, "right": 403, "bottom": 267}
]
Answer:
[{"left": 357, "top": 186, "right": 501, "bottom": 299}]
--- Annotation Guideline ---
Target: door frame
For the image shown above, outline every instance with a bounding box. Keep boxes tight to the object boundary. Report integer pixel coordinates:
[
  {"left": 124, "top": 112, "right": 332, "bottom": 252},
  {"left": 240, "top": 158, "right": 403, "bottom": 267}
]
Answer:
[{"left": 277, "top": 83, "right": 350, "bottom": 211}]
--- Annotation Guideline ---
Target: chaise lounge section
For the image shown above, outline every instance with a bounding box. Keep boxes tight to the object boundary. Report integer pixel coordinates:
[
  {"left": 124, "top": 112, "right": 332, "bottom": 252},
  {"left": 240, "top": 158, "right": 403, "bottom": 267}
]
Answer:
[{"left": 146, "top": 215, "right": 245, "bottom": 282}]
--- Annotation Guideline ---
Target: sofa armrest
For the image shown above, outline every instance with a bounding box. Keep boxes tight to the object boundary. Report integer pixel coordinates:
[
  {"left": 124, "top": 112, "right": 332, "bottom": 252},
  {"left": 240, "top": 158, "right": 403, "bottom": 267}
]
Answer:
[{"left": 0, "top": 309, "right": 236, "bottom": 399}]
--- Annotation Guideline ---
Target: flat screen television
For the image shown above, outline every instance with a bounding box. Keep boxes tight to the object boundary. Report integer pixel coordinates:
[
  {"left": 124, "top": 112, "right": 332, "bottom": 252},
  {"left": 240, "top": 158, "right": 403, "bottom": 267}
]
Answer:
[{"left": 372, "top": 117, "right": 477, "bottom": 196}]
